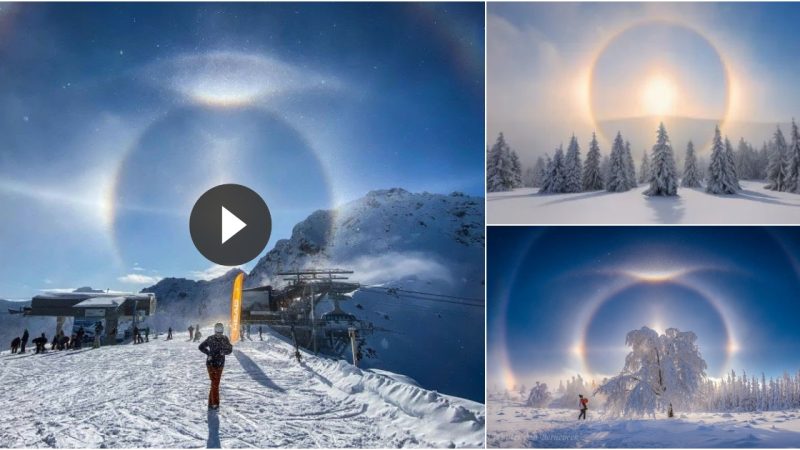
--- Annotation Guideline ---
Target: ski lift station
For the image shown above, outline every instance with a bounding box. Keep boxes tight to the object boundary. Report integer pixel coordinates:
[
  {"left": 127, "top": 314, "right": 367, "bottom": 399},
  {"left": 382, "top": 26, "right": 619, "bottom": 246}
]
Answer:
[{"left": 24, "top": 290, "right": 157, "bottom": 342}]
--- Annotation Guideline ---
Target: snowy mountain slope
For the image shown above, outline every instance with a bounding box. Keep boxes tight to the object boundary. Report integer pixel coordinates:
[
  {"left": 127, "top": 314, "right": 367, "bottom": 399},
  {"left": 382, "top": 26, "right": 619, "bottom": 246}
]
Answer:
[
  {"left": 144, "top": 188, "right": 485, "bottom": 402},
  {"left": 0, "top": 327, "right": 484, "bottom": 448},
  {"left": 488, "top": 180, "right": 800, "bottom": 224},
  {"left": 488, "top": 403, "right": 800, "bottom": 448}
]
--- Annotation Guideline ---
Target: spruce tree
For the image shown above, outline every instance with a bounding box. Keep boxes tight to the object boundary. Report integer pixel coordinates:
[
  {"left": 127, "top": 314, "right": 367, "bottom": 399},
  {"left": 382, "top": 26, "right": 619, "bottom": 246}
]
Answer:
[
  {"left": 786, "top": 119, "right": 800, "bottom": 193},
  {"left": 644, "top": 123, "right": 679, "bottom": 196},
  {"left": 624, "top": 140, "right": 637, "bottom": 188},
  {"left": 509, "top": 148, "right": 523, "bottom": 188},
  {"left": 606, "top": 132, "right": 630, "bottom": 192},
  {"left": 766, "top": 126, "right": 788, "bottom": 191},
  {"left": 532, "top": 156, "right": 546, "bottom": 188},
  {"left": 638, "top": 150, "right": 651, "bottom": 185},
  {"left": 540, "top": 146, "right": 566, "bottom": 194},
  {"left": 723, "top": 137, "right": 741, "bottom": 192},
  {"left": 681, "top": 140, "right": 702, "bottom": 187},
  {"left": 583, "top": 132, "right": 604, "bottom": 191},
  {"left": 487, "top": 133, "right": 514, "bottom": 192},
  {"left": 563, "top": 135, "right": 583, "bottom": 193},
  {"left": 706, "top": 126, "right": 738, "bottom": 194}
]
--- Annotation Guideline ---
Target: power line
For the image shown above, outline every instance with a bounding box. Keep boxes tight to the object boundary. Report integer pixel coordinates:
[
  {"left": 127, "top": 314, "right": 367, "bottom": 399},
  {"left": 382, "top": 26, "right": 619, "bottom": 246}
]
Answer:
[{"left": 359, "top": 286, "right": 484, "bottom": 307}]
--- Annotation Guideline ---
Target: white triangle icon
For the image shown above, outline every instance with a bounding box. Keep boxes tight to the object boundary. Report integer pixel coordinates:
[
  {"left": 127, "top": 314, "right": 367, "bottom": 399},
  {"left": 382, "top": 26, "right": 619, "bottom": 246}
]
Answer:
[{"left": 221, "top": 206, "right": 247, "bottom": 244}]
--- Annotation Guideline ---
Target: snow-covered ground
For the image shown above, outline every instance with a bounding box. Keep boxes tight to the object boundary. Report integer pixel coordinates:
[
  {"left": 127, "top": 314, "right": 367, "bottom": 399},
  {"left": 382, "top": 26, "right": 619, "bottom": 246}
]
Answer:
[
  {"left": 488, "top": 403, "right": 800, "bottom": 448},
  {"left": 0, "top": 328, "right": 485, "bottom": 448},
  {"left": 487, "top": 180, "right": 800, "bottom": 224}
]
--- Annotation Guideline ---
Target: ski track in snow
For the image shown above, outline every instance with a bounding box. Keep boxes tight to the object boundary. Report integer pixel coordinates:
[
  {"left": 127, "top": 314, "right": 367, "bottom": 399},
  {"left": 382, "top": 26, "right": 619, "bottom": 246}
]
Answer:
[
  {"left": 487, "top": 180, "right": 800, "bottom": 224},
  {"left": 488, "top": 403, "right": 800, "bottom": 448},
  {"left": 0, "top": 329, "right": 484, "bottom": 448}
]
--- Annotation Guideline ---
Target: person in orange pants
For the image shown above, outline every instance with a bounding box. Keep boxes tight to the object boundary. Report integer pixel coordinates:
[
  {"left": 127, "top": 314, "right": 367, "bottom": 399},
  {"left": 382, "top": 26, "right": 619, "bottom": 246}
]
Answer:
[{"left": 199, "top": 323, "right": 233, "bottom": 410}]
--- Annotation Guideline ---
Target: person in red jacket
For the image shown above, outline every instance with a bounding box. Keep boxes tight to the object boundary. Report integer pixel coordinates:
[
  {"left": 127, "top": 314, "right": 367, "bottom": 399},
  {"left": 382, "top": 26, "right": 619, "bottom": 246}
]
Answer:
[{"left": 578, "top": 394, "right": 588, "bottom": 420}]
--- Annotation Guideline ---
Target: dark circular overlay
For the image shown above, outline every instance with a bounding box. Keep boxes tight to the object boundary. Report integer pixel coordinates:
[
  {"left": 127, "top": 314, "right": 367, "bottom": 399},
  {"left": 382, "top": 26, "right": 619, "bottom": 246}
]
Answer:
[{"left": 190, "top": 184, "right": 272, "bottom": 266}]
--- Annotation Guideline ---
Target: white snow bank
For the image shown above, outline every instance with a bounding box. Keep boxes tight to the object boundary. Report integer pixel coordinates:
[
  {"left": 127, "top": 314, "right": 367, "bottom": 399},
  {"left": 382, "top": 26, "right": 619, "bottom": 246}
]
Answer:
[{"left": 488, "top": 180, "right": 800, "bottom": 224}]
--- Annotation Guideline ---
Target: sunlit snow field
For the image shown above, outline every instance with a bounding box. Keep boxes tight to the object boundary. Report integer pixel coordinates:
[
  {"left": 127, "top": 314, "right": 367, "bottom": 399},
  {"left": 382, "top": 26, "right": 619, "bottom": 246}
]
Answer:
[
  {"left": 488, "top": 401, "right": 800, "bottom": 448},
  {"left": 487, "top": 180, "right": 800, "bottom": 224}
]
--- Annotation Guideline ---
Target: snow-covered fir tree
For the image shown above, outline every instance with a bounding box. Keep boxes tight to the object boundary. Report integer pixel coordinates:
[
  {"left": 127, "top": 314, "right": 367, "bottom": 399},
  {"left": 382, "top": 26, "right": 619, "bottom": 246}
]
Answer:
[
  {"left": 766, "top": 126, "right": 789, "bottom": 191},
  {"left": 706, "top": 127, "right": 739, "bottom": 194},
  {"left": 624, "top": 140, "right": 637, "bottom": 188},
  {"left": 487, "top": 133, "right": 515, "bottom": 192},
  {"left": 523, "top": 167, "right": 536, "bottom": 188},
  {"left": 532, "top": 156, "right": 547, "bottom": 188},
  {"left": 681, "top": 140, "right": 702, "bottom": 188},
  {"left": 723, "top": 137, "right": 741, "bottom": 192},
  {"left": 606, "top": 132, "right": 631, "bottom": 192},
  {"left": 786, "top": 119, "right": 800, "bottom": 193},
  {"left": 638, "top": 150, "right": 651, "bottom": 185},
  {"left": 526, "top": 382, "right": 552, "bottom": 408},
  {"left": 596, "top": 327, "right": 707, "bottom": 418},
  {"left": 644, "top": 123, "right": 679, "bottom": 196},
  {"left": 509, "top": 148, "right": 523, "bottom": 189},
  {"left": 600, "top": 154, "right": 611, "bottom": 186},
  {"left": 540, "top": 146, "right": 566, "bottom": 194},
  {"left": 583, "top": 132, "right": 604, "bottom": 191},
  {"left": 563, "top": 135, "right": 583, "bottom": 193}
]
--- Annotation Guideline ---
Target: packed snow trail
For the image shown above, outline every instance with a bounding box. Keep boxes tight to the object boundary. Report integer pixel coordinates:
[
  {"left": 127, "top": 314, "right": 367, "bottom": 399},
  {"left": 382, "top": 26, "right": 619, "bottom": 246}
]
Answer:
[
  {"left": 488, "top": 404, "right": 800, "bottom": 448},
  {"left": 0, "top": 329, "right": 484, "bottom": 448}
]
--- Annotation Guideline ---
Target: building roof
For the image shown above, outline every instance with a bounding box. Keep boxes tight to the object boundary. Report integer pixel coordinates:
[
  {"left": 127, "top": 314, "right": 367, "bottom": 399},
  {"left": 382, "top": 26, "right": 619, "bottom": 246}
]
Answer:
[{"left": 72, "top": 297, "right": 126, "bottom": 308}]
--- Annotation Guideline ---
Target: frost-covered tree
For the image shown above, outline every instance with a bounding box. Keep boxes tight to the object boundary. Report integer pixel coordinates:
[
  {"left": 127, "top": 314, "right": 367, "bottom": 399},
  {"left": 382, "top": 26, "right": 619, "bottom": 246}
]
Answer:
[
  {"left": 606, "top": 132, "right": 630, "bottom": 192},
  {"left": 624, "top": 141, "right": 637, "bottom": 188},
  {"left": 596, "top": 326, "right": 707, "bottom": 418},
  {"left": 706, "top": 127, "right": 738, "bottom": 194},
  {"left": 540, "top": 146, "right": 566, "bottom": 194},
  {"left": 487, "top": 133, "right": 515, "bottom": 192},
  {"left": 526, "top": 382, "right": 552, "bottom": 408},
  {"left": 723, "top": 137, "right": 741, "bottom": 192},
  {"left": 583, "top": 132, "right": 604, "bottom": 191},
  {"left": 551, "top": 374, "right": 591, "bottom": 408},
  {"left": 532, "top": 156, "right": 547, "bottom": 188},
  {"left": 638, "top": 150, "right": 651, "bottom": 185},
  {"left": 563, "top": 135, "right": 583, "bottom": 193},
  {"left": 509, "top": 148, "right": 523, "bottom": 189},
  {"left": 681, "top": 141, "right": 702, "bottom": 188},
  {"left": 766, "top": 126, "right": 789, "bottom": 191},
  {"left": 644, "top": 123, "right": 679, "bottom": 196},
  {"left": 786, "top": 119, "right": 800, "bottom": 193}
]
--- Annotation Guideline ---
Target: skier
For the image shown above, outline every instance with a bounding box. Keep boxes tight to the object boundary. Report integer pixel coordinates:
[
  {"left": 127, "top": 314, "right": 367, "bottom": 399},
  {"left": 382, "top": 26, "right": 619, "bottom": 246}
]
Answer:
[
  {"left": 132, "top": 326, "right": 139, "bottom": 344},
  {"left": 33, "top": 333, "right": 47, "bottom": 354},
  {"left": 10, "top": 336, "right": 20, "bottom": 354},
  {"left": 198, "top": 323, "right": 233, "bottom": 410},
  {"left": 258, "top": 326, "right": 263, "bottom": 341},
  {"left": 188, "top": 325, "right": 194, "bottom": 341},
  {"left": 144, "top": 328, "right": 150, "bottom": 342},
  {"left": 50, "top": 333, "right": 58, "bottom": 351},
  {"left": 20, "top": 329, "right": 29, "bottom": 354},
  {"left": 194, "top": 328, "right": 202, "bottom": 342},
  {"left": 167, "top": 327, "right": 173, "bottom": 340},
  {"left": 578, "top": 394, "right": 588, "bottom": 420},
  {"left": 75, "top": 326, "right": 85, "bottom": 349}
]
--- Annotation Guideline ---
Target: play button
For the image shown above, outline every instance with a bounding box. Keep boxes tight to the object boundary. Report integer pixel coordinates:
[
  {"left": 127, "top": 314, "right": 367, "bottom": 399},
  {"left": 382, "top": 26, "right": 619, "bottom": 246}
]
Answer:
[
  {"left": 221, "top": 206, "right": 246, "bottom": 244},
  {"left": 190, "top": 184, "right": 272, "bottom": 266}
]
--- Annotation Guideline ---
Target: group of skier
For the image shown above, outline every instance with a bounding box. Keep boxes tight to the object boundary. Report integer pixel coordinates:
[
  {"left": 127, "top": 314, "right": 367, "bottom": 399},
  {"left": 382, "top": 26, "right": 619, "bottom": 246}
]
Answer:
[{"left": 8, "top": 327, "right": 90, "bottom": 354}]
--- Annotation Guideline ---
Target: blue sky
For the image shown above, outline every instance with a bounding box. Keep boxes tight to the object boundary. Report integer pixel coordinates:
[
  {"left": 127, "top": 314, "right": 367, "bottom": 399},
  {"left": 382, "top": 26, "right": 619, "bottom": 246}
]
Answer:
[
  {"left": 488, "top": 2, "right": 800, "bottom": 166},
  {"left": 0, "top": 3, "right": 484, "bottom": 298},
  {"left": 488, "top": 227, "right": 800, "bottom": 391}
]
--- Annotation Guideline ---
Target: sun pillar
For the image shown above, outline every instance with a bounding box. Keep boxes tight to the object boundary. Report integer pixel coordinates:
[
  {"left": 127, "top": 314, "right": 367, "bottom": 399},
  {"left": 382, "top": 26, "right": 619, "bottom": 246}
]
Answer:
[{"left": 230, "top": 272, "right": 244, "bottom": 344}]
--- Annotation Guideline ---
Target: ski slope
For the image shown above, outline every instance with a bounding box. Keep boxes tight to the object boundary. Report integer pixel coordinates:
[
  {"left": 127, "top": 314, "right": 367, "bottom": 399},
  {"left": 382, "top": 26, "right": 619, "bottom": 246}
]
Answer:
[
  {"left": 488, "top": 403, "right": 800, "bottom": 448},
  {"left": 487, "top": 180, "right": 800, "bottom": 224},
  {"left": 0, "top": 328, "right": 485, "bottom": 448}
]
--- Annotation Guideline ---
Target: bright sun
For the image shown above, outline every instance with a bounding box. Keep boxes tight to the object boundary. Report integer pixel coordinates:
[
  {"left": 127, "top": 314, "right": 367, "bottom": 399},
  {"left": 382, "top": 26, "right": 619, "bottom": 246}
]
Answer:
[{"left": 640, "top": 75, "right": 678, "bottom": 117}]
